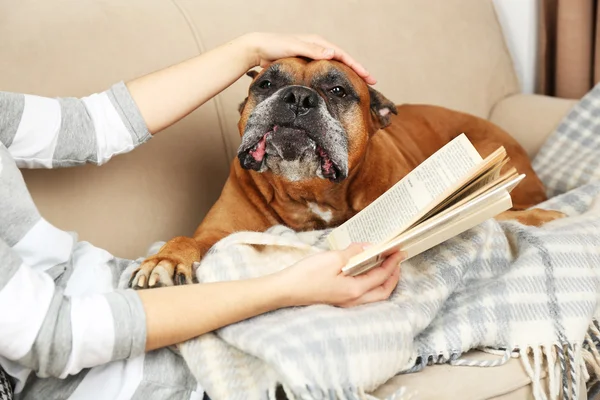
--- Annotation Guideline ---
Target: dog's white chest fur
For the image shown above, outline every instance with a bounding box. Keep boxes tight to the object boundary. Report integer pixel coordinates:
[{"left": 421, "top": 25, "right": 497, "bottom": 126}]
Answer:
[{"left": 308, "top": 202, "right": 333, "bottom": 223}]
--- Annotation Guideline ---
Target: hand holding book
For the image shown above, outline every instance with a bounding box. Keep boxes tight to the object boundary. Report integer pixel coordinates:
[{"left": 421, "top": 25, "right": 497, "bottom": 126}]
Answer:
[{"left": 327, "top": 134, "right": 523, "bottom": 276}]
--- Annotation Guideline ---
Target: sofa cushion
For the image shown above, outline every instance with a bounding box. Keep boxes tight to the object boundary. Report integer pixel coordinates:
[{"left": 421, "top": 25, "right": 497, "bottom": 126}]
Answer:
[
  {"left": 372, "top": 350, "right": 587, "bottom": 400},
  {"left": 372, "top": 351, "right": 538, "bottom": 400}
]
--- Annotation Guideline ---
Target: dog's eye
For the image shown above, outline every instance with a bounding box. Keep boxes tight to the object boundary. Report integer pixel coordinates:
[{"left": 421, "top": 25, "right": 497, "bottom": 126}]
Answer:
[
  {"left": 258, "top": 80, "right": 272, "bottom": 89},
  {"left": 329, "top": 86, "right": 347, "bottom": 98}
]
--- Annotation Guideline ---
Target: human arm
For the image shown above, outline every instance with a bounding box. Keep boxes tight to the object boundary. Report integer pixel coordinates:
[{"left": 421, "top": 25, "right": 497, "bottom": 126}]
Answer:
[
  {"left": 139, "top": 244, "right": 404, "bottom": 351},
  {"left": 0, "top": 236, "right": 146, "bottom": 380},
  {"left": 0, "top": 84, "right": 150, "bottom": 169},
  {"left": 126, "top": 32, "right": 376, "bottom": 134},
  {"left": 0, "top": 233, "right": 402, "bottom": 377},
  {"left": 0, "top": 33, "right": 372, "bottom": 169},
  {"left": 0, "top": 149, "right": 399, "bottom": 376}
]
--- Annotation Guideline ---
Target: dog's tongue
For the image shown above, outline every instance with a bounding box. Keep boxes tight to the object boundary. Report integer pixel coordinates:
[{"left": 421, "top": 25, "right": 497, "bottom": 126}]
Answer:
[
  {"left": 318, "top": 147, "right": 333, "bottom": 174},
  {"left": 250, "top": 135, "right": 267, "bottom": 162}
]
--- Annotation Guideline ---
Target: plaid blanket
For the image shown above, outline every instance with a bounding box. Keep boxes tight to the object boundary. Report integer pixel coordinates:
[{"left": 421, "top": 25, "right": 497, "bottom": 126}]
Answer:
[
  {"left": 0, "top": 367, "right": 12, "bottom": 400},
  {"left": 125, "top": 84, "right": 600, "bottom": 400}
]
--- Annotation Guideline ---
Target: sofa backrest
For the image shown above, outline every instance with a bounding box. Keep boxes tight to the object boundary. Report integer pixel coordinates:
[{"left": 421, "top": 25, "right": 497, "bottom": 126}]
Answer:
[{"left": 0, "top": 0, "right": 519, "bottom": 258}]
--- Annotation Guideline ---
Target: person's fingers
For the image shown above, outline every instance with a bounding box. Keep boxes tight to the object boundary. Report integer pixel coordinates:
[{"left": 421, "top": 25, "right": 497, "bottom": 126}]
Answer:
[
  {"left": 325, "top": 242, "right": 371, "bottom": 274},
  {"left": 339, "top": 242, "right": 370, "bottom": 259},
  {"left": 288, "top": 36, "right": 334, "bottom": 60},
  {"left": 257, "top": 33, "right": 376, "bottom": 84},
  {"left": 341, "top": 265, "right": 401, "bottom": 307},
  {"left": 327, "top": 48, "right": 377, "bottom": 85},
  {"left": 257, "top": 36, "right": 331, "bottom": 68},
  {"left": 352, "top": 251, "right": 404, "bottom": 290},
  {"left": 380, "top": 264, "right": 401, "bottom": 295},
  {"left": 296, "top": 35, "right": 345, "bottom": 61},
  {"left": 381, "top": 251, "right": 406, "bottom": 269},
  {"left": 314, "top": 39, "right": 366, "bottom": 74},
  {"left": 295, "top": 34, "right": 376, "bottom": 85}
]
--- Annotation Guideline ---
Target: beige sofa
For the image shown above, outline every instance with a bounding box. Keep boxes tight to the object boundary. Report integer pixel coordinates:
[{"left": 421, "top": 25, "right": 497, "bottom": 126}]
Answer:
[{"left": 0, "top": 0, "right": 582, "bottom": 398}]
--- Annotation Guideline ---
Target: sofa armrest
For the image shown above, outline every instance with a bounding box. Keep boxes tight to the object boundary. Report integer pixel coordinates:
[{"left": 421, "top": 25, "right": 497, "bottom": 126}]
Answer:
[{"left": 489, "top": 94, "right": 578, "bottom": 158}]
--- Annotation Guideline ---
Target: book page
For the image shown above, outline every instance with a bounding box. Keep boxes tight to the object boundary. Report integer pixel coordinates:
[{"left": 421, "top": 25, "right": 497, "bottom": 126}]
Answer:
[
  {"left": 418, "top": 147, "right": 506, "bottom": 217},
  {"left": 341, "top": 174, "right": 524, "bottom": 276},
  {"left": 404, "top": 169, "right": 520, "bottom": 238},
  {"left": 417, "top": 158, "right": 510, "bottom": 223},
  {"left": 327, "top": 134, "right": 482, "bottom": 250},
  {"left": 342, "top": 192, "right": 513, "bottom": 276},
  {"left": 397, "top": 173, "right": 523, "bottom": 249},
  {"left": 424, "top": 168, "right": 519, "bottom": 223}
]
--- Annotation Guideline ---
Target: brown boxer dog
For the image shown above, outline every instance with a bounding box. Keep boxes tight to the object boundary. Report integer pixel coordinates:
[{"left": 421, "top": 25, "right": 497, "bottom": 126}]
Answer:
[{"left": 129, "top": 57, "right": 564, "bottom": 289}]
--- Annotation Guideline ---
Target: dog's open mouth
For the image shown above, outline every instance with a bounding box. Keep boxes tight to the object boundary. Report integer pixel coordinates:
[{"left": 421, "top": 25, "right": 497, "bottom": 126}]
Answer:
[{"left": 242, "top": 125, "right": 341, "bottom": 181}]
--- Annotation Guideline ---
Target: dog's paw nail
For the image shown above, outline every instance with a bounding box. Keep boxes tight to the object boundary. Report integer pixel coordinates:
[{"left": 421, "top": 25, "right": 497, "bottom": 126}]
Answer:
[
  {"left": 137, "top": 275, "right": 147, "bottom": 288},
  {"left": 176, "top": 273, "right": 186, "bottom": 285},
  {"left": 148, "top": 275, "right": 158, "bottom": 287}
]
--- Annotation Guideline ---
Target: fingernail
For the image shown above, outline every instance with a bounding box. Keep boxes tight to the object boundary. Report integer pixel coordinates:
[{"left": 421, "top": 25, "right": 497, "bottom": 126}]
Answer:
[
  {"left": 399, "top": 251, "right": 408, "bottom": 260},
  {"left": 323, "top": 48, "right": 335, "bottom": 57},
  {"left": 361, "top": 243, "right": 372, "bottom": 250}
]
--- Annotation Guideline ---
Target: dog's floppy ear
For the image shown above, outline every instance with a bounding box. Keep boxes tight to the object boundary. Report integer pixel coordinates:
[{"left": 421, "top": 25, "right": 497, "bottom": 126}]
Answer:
[
  {"left": 368, "top": 87, "right": 398, "bottom": 129},
  {"left": 238, "top": 70, "right": 260, "bottom": 114},
  {"left": 238, "top": 97, "right": 248, "bottom": 114}
]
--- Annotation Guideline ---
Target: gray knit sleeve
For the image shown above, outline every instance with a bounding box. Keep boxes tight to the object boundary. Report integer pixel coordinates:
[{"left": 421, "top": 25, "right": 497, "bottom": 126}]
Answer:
[
  {"left": 0, "top": 143, "right": 147, "bottom": 378},
  {"left": 0, "top": 234, "right": 147, "bottom": 378},
  {"left": 0, "top": 82, "right": 151, "bottom": 169}
]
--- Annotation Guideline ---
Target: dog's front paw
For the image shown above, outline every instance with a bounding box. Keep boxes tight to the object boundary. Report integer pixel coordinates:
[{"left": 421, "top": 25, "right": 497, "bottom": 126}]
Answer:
[
  {"left": 128, "top": 237, "right": 200, "bottom": 289},
  {"left": 128, "top": 257, "right": 192, "bottom": 288}
]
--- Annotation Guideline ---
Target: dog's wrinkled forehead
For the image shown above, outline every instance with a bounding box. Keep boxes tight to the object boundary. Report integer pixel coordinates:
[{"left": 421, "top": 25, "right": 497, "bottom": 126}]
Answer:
[{"left": 249, "top": 58, "right": 365, "bottom": 102}]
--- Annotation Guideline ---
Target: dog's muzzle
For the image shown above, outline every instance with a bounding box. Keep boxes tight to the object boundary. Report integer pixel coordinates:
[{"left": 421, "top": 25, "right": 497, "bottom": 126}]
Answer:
[{"left": 237, "top": 85, "right": 349, "bottom": 182}]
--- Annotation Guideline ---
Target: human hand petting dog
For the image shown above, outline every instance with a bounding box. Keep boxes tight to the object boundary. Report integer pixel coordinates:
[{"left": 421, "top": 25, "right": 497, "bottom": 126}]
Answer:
[
  {"left": 126, "top": 31, "right": 374, "bottom": 135},
  {"left": 127, "top": 31, "right": 378, "bottom": 289},
  {"left": 237, "top": 32, "right": 376, "bottom": 85}
]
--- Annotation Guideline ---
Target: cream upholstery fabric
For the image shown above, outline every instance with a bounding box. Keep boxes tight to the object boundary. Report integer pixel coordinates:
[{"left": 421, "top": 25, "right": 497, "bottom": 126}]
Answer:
[{"left": 0, "top": 1, "right": 579, "bottom": 398}]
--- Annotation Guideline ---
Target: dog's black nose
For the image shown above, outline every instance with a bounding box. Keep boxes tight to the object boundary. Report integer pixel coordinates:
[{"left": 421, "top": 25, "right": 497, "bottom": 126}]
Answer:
[{"left": 282, "top": 86, "right": 318, "bottom": 117}]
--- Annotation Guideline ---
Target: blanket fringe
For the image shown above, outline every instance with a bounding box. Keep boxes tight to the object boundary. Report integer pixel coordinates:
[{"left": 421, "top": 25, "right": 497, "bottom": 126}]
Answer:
[
  {"left": 518, "top": 343, "right": 583, "bottom": 400},
  {"left": 544, "top": 344, "right": 559, "bottom": 400},
  {"left": 280, "top": 384, "right": 296, "bottom": 400},
  {"left": 582, "top": 320, "right": 600, "bottom": 395},
  {"left": 428, "top": 320, "right": 600, "bottom": 400},
  {"left": 267, "top": 385, "right": 277, "bottom": 400},
  {"left": 519, "top": 347, "right": 546, "bottom": 400},
  {"left": 266, "top": 319, "right": 600, "bottom": 400},
  {"left": 514, "top": 319, "right": 600, "bottom": 400}
]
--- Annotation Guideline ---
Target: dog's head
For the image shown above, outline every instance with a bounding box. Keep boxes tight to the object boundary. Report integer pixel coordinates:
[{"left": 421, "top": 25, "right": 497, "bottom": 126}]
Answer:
[{"left": 236, "top": 57, "right": 397, "bottom": 183}]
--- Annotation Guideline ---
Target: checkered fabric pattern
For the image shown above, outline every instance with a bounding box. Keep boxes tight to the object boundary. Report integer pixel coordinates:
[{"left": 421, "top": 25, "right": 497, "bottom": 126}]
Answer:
[
  {"left": 120, "top": 185, "right": 600, "bottom": 400},
  {"left": 533, "top": 83, "right": 600, "bottom": 197},
  {"left": 119, "top": 84, "right": 600, "bottom": 400},
  {"left": 0, "top": 366, "right": 13, "bottom": 400}
]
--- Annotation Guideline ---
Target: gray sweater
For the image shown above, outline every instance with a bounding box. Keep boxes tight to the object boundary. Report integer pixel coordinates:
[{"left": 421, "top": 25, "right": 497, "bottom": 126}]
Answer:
[{"left": 0, "top": 83, "right": 202, "bottom": 399}]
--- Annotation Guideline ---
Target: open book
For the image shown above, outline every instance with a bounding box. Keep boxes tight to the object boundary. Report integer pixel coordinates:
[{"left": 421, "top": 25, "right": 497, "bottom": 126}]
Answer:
[{"left": 327, "top": 133, "right": 524, "bottom": 276}]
